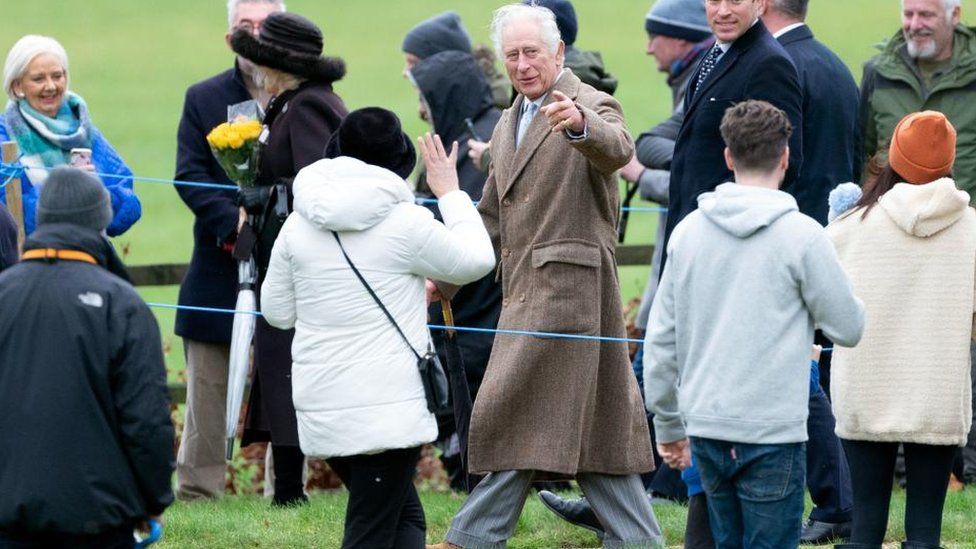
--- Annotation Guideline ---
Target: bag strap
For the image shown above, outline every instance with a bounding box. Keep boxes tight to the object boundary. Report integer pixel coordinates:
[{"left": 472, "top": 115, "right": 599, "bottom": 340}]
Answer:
[{"left": 332, "top": 231, "right": 423, "bottom": 361}]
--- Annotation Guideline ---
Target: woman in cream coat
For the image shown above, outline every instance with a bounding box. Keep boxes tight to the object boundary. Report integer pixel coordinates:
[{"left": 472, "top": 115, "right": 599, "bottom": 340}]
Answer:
[
  {"left": 828, "top": 111, "right": 976, "bottom": 549},
  {"left": 261, "top": 108, "right": 495, "bottom": 549}
]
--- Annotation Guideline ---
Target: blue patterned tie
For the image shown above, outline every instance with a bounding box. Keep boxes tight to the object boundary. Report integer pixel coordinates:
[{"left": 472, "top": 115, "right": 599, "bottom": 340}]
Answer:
[
  {"left": 516, "top": 102, "right": 539, "bottom": 148},
  {"left": 694, "top": 46, "right": 724, "bottom": 97}
]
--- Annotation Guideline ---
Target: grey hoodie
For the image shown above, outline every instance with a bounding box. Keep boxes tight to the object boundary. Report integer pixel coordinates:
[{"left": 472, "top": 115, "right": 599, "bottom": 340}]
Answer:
[{"left": 644, "top": 183, "right": 864, "bottom": 445}]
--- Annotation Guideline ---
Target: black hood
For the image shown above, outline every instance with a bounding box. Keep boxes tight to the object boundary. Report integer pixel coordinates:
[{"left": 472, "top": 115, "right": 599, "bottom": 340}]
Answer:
[
  {"left": 410, "top": 50, "right": 496, "bottom": 144},
  {"left": 24, "top": 223, "right": 131, "bottom": 282}
]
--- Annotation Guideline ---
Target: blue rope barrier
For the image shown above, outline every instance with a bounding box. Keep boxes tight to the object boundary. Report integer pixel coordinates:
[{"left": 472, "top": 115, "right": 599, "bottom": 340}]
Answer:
[
  {"left": 145, "top": 301, "right": 646, "bottom": 344},
  {"left": 0, "top": 161, "right": 669, "bottom": 213},
  {"left": 0, "top": 159, "right": 25, "bottom": 189}
]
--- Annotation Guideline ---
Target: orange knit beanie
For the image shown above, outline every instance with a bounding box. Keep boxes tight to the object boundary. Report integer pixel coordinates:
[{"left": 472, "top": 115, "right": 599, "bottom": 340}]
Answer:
[{"left": 888, "top": 111, "right": 956, "bottom": 184}]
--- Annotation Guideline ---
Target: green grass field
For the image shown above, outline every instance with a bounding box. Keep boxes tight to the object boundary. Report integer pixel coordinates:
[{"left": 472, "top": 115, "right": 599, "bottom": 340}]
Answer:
[
  {"left": 4, "top": 0, "right": 973, "bottom": 373},
  {"left": 159, "top": 488, "right": 976, "bottom": 548},
  {"left": 5, "top": 3, "right": 976, "bottom": 546}
]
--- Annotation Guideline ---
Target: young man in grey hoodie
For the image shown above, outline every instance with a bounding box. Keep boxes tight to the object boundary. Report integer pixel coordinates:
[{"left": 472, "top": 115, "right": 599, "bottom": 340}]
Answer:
[{"left": 643, "top": 100, "right": 864, "bottom": 548}]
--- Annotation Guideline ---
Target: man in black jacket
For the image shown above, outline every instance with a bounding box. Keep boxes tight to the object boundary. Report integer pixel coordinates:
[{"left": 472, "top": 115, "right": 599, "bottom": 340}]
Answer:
[
  {"left": 172, "top": 0, "right": 283, "bottom": 500},
  {"left": 0, "top": 167, "right": 174, "bottom": 548},
  {"left": 762, "top": 0, "right": 860, "bottom": 543},
  {"left": 663, "top": 0, "right": 802, "bottom": 256}
]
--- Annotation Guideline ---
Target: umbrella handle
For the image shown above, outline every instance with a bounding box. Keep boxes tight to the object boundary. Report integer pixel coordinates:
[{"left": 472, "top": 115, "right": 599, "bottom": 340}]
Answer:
[{"left": 440, "top": 299, "right": 456, "bottom": 339}]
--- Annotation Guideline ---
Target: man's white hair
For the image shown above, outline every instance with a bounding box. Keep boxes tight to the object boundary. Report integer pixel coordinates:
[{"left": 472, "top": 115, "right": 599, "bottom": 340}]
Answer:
[
  {"left": 490, "top": 3, "right": 562, "bottom": 57},
  {"left": 227, "top": 0, "right": 286, "bottom": 29},
  {"left": 3, "top": 34, "right": 69, "bottom": 102},
  {"left": 902, "top": 0, "right": 961, "bottom": 20}
]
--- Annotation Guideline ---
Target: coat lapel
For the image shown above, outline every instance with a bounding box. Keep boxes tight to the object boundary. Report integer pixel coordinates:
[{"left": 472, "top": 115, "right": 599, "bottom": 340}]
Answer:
[
  {"left": 686, "top": 47, "right": 740, "bottom": 114},
  {"left": 499, "top": 69, "right": 581, "bottom": 200}
]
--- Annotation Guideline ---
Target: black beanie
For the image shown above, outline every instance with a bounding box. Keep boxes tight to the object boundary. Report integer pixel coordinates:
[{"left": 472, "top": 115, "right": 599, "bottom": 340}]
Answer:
[
  {"left": 36, "top": 167, "right": 112, "bottom": 231},
  {"left": 324, "top": 108, "right": 417, "bottom": 179},
  {"left": 524, "top": 0, "right": 578, "bottom": 46},
  {"left": 402, "top": 12, "right": 472, "bottom": 59}
]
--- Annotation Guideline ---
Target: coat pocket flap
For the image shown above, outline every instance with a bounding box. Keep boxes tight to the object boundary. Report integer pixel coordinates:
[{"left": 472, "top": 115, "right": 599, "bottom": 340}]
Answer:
[{"left": 531, "top": 240, "right": 601, "bottom": 268}]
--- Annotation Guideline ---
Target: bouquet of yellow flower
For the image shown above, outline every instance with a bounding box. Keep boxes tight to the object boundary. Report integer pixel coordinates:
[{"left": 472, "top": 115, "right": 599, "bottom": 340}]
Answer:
[{"left": 206, "top": 119, "right": 264, "bottom": 188}]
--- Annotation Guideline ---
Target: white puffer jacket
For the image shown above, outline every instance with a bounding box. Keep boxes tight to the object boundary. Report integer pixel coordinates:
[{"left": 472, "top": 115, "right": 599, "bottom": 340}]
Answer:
[{"left": 261, "top": 157, "right": 496, "bottom": 458}]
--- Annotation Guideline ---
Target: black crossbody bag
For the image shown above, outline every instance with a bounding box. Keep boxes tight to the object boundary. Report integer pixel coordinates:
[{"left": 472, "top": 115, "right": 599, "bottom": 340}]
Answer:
[{"left": 332, "top": 231, "right": 450, "bottom": 414}]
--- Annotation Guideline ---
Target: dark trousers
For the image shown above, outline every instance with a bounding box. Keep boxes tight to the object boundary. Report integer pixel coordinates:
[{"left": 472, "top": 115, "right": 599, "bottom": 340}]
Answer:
[
  {"left": 842, "top": 439, "right": 955, "bottom": 546},
  {"left": 685, "top": 493, "right": 716, "bottom": 549},
  {"left": 0, "top": 526, "right": 134, "bottom": 549},
  {"left": 326, "top": 446, "right": 425, "bottom": 549},
  {"left": 692, "top": 438, "right": 806, "bottom": 549},
  {"left": 271, "top": 444, "right": 306, "bottom": 504},
  {"left": 806, "top": 386, "right": 853, "bottom": 523}
]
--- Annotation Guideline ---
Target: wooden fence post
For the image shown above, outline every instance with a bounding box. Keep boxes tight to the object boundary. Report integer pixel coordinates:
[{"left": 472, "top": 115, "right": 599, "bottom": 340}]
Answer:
[{"left": 1, "top": 141, "right": 26, "bottom": 253}]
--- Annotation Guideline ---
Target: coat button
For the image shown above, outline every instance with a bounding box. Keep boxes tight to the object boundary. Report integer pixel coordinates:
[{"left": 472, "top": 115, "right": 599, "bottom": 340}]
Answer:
[
  {"left": 518, "top": 293, "right": 526, "bottom": 303},
  {"left": 502, "top": 198, "right": 511, "bottom": 206},
  {"left": 502, "top": 298, "right": 509, "bottom": 307},
  {"left": 502, "top": 248, "right": 511, "bottom": 258}
]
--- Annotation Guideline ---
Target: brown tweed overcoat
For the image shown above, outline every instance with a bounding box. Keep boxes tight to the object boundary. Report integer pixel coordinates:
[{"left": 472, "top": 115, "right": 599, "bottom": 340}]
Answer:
[{"left": 467, "top": 70, "right": 654, "bottom": 475}]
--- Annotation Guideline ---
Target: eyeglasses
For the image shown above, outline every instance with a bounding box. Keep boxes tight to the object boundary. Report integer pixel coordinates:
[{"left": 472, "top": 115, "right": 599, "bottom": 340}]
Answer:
[{"left": 234, "top": 20, "right": 262, "bottom": 36}]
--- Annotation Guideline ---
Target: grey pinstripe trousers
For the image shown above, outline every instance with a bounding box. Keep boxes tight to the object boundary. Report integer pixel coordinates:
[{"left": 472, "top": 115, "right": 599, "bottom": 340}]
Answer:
[{"left": 445, "top": 470, "right": 664, "bottom": 548}]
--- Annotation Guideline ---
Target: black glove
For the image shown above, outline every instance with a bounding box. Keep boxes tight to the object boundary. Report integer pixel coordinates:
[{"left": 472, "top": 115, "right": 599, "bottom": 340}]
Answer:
[{"left": 238, "top": 186, "right": 272, "bottom": 215}]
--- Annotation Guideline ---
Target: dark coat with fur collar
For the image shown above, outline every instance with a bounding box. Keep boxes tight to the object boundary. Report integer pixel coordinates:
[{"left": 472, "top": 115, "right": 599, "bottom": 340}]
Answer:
[{"left": 242, "top": 80, "right": 347, "bottom": 447}]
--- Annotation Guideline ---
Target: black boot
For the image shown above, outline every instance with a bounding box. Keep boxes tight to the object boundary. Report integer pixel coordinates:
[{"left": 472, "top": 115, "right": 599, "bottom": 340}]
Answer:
[
  {"left": 902, "top": 542, "right": 944, "bottom": 549},
  {"left": 537, "top": 491, "right": 604, "bottom": 539},
  {"left": 271, "top": 445, "right": 308, "bottom": 507},
  {"left": 833, "top": 544, "right": 881, "bottom": 549}
]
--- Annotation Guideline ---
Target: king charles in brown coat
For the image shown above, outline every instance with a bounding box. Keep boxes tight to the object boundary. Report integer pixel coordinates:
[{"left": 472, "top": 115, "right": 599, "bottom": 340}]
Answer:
[{"left": 430, "top": 5, "right": 661, "bottom": 549}]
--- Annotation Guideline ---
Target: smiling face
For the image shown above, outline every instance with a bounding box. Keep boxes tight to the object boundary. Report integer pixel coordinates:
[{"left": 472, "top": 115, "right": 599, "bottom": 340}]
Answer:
[
  {"left": 501, "top": 17, "right": 564, "bottom": 100},
  {"left": 902, "top": 0, "right": 959, "bottom": 60},
  {"left": 705, "top": 0, "right": 763, "bottom": 43},
  {"left": 12, "top": 53, "right": 67, "bottom": 117}
]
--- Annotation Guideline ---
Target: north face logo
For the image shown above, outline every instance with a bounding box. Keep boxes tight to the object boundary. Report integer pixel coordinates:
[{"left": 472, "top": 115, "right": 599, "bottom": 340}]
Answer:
[{"left": 78, "top": 292, "right": 103, "bottom": 308}]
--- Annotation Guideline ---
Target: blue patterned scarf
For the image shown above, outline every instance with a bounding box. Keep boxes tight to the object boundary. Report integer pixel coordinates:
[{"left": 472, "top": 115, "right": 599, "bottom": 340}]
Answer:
[{"left": 4, "top": 92, "right": 93, "bottom": 187}]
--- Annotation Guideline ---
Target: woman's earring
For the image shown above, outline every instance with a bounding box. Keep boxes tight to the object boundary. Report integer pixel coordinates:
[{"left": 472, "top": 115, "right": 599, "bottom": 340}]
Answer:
[{"left": 15, "top": 92, "right": 25, "bottom": 98}]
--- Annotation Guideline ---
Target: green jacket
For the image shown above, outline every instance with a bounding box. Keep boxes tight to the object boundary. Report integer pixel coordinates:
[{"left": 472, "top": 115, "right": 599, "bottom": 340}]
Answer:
[{"left": 861, "top": 25, "right": 976, "bottom": 200}]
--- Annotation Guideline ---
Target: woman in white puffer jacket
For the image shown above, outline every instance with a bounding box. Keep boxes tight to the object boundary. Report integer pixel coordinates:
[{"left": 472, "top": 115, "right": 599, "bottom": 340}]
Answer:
[{"left": 261, "top": 108, "right": 495, "bottom": 549}]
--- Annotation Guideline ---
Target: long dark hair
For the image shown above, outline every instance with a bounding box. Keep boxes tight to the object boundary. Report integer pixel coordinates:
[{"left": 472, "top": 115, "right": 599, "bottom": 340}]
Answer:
[{"left": 852, "top": 164, "right": 903, "bottom": 219}]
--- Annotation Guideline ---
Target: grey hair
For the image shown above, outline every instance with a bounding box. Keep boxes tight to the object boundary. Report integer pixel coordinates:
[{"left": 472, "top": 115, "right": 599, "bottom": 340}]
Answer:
[
  {"left": 490, "top": 3, "right": 562, "bottom": 57},
  {"left": 253, "top": 65, "right": 304, "bottom": 94},
  {"left": 769, "top": 0, "right": 808, "bottom": 20},
  {"left": 901, "top": 0, "right": 961, "bottom": 19},
  {"left": 227, "top": 0, "right": 286, "bottom": 29},
  {"left": 3, "top": 34, "right": 69, "bottom": 102}
]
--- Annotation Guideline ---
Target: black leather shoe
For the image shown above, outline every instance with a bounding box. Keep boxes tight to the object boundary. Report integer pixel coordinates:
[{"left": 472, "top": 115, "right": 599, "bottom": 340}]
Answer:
[
  {"left": 537, "top": 491, "right": 604, "bottom": 539},
  {"left": 801, "top": 519, "right": 851, "bottom": 544}
]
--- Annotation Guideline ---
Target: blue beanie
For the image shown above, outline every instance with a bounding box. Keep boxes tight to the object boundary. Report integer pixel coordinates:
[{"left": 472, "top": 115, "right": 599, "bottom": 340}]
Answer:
[
  {"left": 523, "top": 0, "right": 578, "bottom": 46},
  {"left": 645, "top": 0, "right": 712, "bottom": 43},
  {"left": 402, "top": 11, "right": 472, "bottom": 59}
]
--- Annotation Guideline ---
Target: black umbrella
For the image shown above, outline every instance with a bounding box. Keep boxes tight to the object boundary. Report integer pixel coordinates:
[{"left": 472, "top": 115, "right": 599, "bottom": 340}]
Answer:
[{"left": 439, "top": 299, "right": 477, "bottom": 491}]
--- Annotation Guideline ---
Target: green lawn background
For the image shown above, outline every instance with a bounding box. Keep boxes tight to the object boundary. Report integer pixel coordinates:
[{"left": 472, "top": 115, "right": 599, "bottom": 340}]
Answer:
[{"left": 3, "top": 1, "right": 973, "bottom": 374}]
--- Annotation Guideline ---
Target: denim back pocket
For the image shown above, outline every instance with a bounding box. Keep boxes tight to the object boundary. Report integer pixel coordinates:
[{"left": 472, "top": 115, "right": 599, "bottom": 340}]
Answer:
[{"left": 737, "top": 443, "right": 804, "bottom": 502}]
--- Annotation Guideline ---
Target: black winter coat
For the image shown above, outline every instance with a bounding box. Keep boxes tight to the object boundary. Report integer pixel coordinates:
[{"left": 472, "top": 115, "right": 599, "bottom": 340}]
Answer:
[
  {"left": 0, "top": 224, "right": 174, "bottom": 535},
  {"left": 777, "top": 25, "right": 860, "bottom": 225},
  {"left": 0, "top": 203, "right": 16, "bottom": 272},
  {"left": 412, "top": 51, "right": 502, "bottom": 395},
  {"left": 173, "top": 64, "right": 251, "bottom": 344},
  {"left": 242, "top": 79, "right": 347, "bottom": 447},
  {"left": 665, "top": 20, "right": 803, "bottom": 255}
]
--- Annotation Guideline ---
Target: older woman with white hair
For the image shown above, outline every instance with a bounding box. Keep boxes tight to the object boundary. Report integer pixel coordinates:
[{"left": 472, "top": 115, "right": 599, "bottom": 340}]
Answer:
[{"left": 1, "top": 35, "right": 140, "bottom": 236}]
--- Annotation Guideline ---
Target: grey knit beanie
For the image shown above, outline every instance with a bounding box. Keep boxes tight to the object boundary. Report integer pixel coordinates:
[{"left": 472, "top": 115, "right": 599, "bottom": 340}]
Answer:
[
  {"left": 36, "top": 167, "right": 112, "bottom": 231},
  {"left": 645, "top": 0, "right": 712, "bottom": 43}
]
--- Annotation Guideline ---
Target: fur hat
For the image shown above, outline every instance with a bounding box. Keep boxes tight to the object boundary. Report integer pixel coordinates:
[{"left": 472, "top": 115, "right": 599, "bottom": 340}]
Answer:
[
  {"left": 645, "top": 0, "right": 711, "bottom": 43},
  {"left": 231, "top": 12, "right": 345, "bottom": 83},
  {"left": 523, "top": 0, "right": 578, "bottom": 46},
  {"left": 889, "top": 111, "right": 957, "bottom": 184},
  {"left": 324, "top": 108, "right": 416, "bottom": 179},
  {"left": 36, "top": 167, "right": 112, "bottom": 231},
  {"left": 402, "top": 12, "right": 472, "bottom": 59}
]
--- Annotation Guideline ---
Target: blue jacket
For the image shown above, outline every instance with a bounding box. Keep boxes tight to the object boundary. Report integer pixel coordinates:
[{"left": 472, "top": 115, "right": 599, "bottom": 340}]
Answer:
[
  {"left": 0, "top": 114, "right": 140, "bottom": 237},
  {"left": 173, "top": 65, "right": 250, "bottom": 344},
  {"left": 664, "top": 20, "right": 803, "bottom": 255},
  {"left": 777, "top": 24, "right": 860, "bottom": 225}
]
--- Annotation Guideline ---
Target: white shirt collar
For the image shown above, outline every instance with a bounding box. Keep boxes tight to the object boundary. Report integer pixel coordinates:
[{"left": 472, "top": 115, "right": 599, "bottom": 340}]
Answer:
[{"left": 773, "top": 22, "right": 806, "bottom": 39}]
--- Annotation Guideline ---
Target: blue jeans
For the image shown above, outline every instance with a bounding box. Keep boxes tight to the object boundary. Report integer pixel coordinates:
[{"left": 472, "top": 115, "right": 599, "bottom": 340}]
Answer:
[{"left": 691, "top": 437, "right": 806, "bottom": 549}]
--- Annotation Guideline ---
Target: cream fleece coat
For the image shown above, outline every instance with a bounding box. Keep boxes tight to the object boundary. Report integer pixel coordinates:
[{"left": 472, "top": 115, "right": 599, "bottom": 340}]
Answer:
[{"left": 828, "top": 178, "right": 976, "bottom": 445}]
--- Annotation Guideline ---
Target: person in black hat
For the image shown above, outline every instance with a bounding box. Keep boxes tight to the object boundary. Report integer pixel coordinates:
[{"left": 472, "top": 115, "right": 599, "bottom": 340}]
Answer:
[
  {"left": 230, "top": 11, "right": 349, "bottom": 507},
  {"left": 261, "top": 109, "right": 495, "bottom": 549},
  {"left": 0, "top": 167, "right": 174, "bottom": 547}
]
